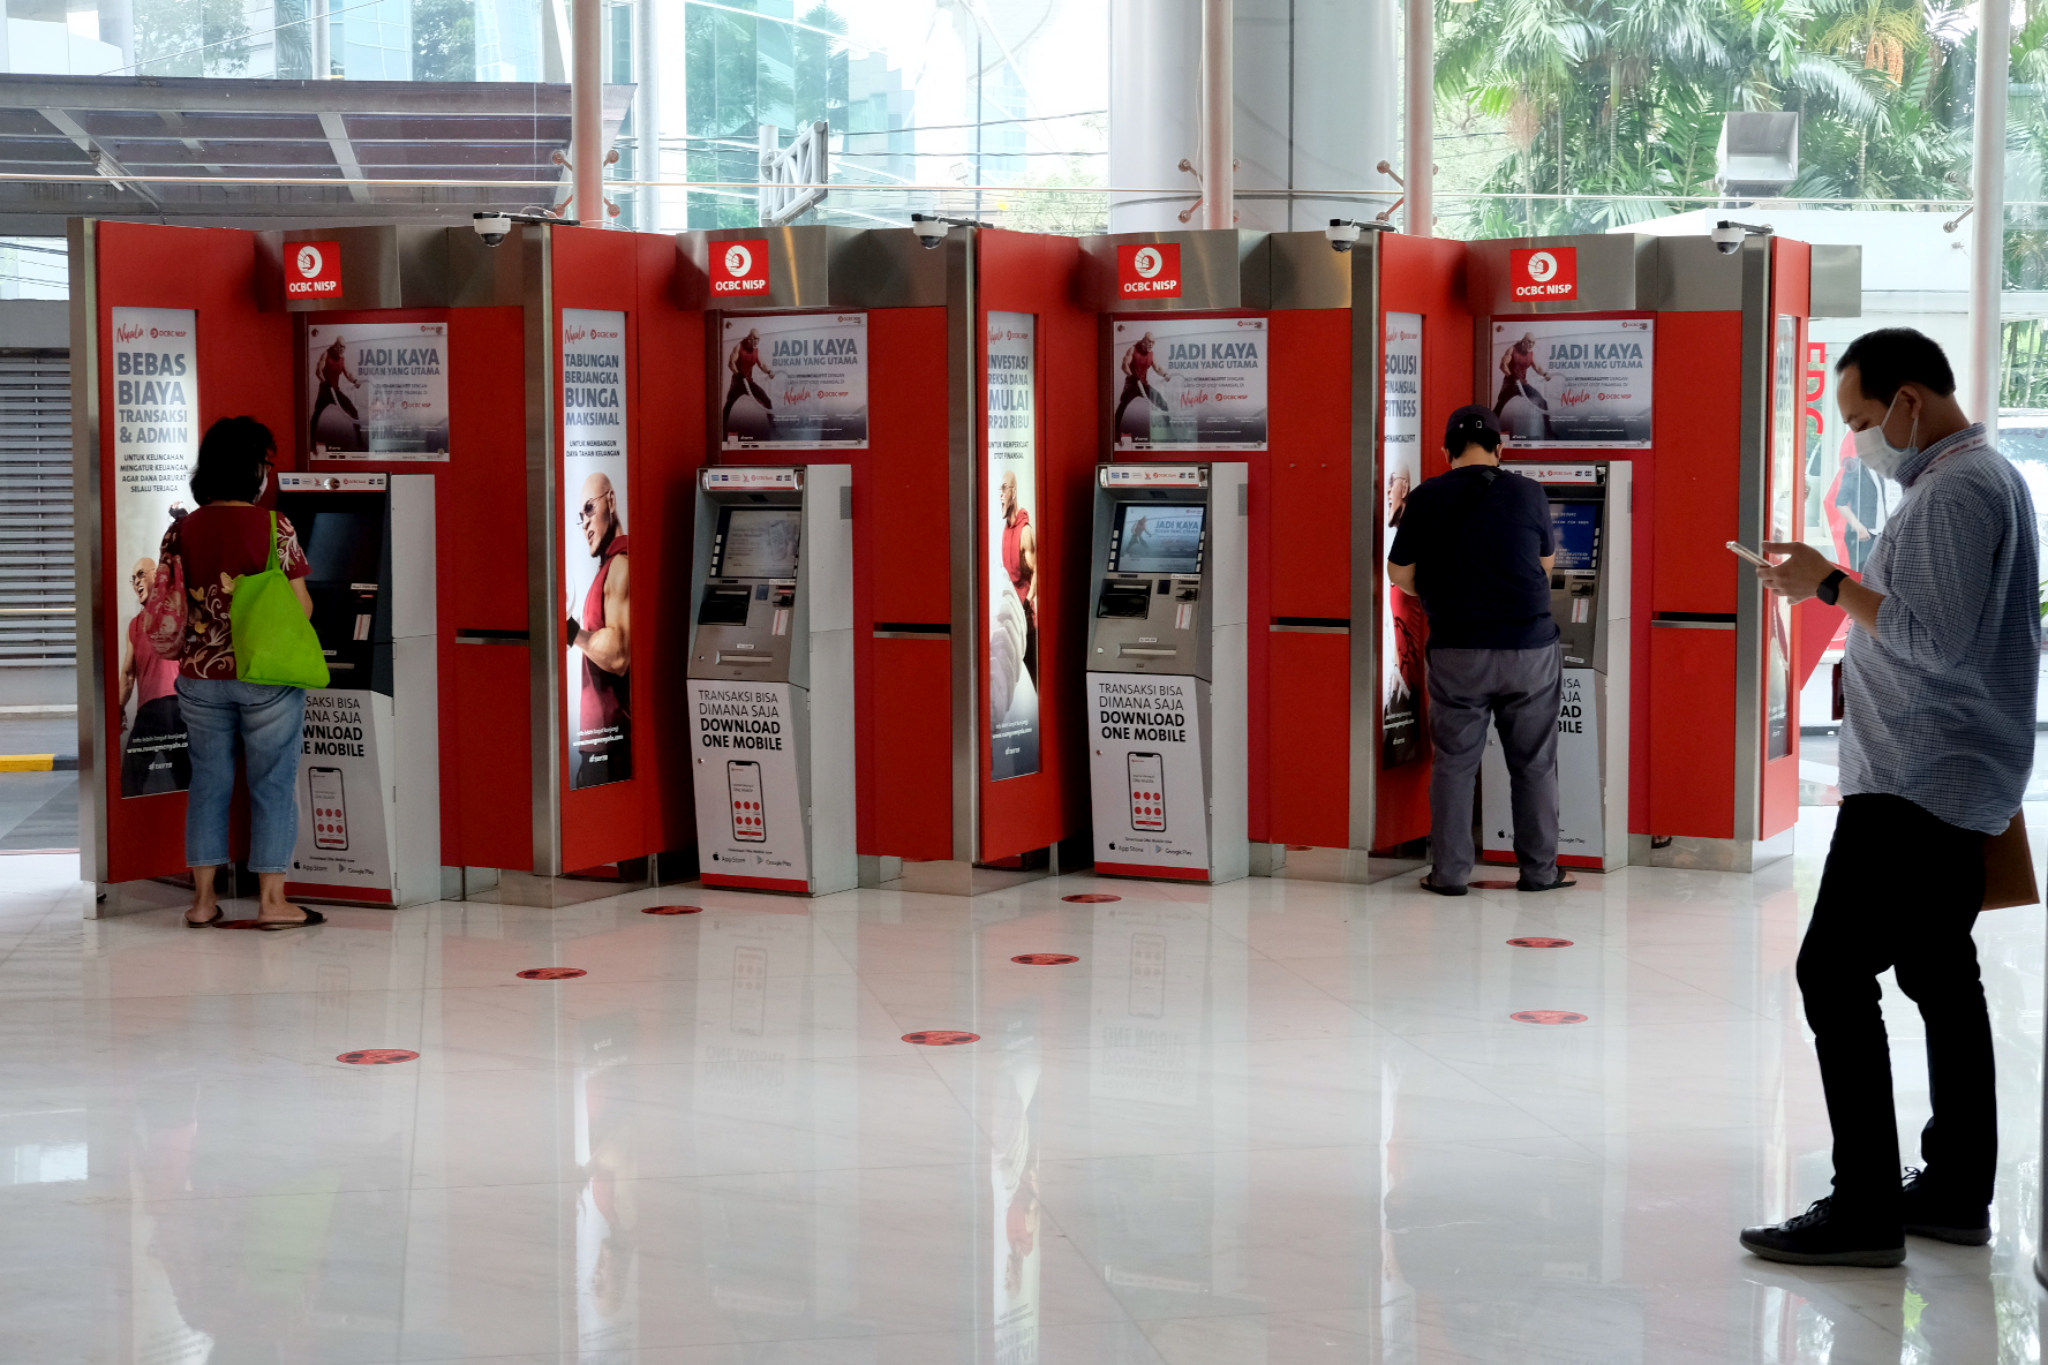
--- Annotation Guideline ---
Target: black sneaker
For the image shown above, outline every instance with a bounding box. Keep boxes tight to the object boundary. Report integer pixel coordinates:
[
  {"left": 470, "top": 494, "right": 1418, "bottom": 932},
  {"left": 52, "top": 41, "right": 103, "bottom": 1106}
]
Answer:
[
  {"left": 1901, "top": 1167, "right": 1992, "bottom": 1246},
  {"left": 1739, "top": 1197, "right": 1904, "bottom": 1267}
]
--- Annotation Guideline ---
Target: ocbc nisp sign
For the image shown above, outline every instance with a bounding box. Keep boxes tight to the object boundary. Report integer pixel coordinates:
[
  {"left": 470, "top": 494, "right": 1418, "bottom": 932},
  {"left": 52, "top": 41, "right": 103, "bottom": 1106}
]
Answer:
[
  {"left": 1117, "top": 242, "right": 1182, "bottom": 299},
  {"left": 286, "top": 241, "right": 343, "bottom": 300},
  {"left": 711, "top": 239, "right": 772, "bottom": 296},
  {"left": 1509, "top": 247, "right": 1578, "bottom": 302}
]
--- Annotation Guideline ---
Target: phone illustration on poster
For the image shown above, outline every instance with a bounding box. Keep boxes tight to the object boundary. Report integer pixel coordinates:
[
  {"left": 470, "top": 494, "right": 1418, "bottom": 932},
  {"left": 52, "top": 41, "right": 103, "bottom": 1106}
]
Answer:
[
  {"left": 563, "top": 309, "right": 633, "bottom": 789},
  {"left": 727, "top": 759, "right": 765, "bottom": 842},
  {"left": 110, "top": 306, "right": 198, "bottom": 798},
  {"left": 720, "top": 313, "right": 869, "bottom": 448},
  {"left": 309, "top": 767, "right": 349, "bottom": 851},
  {"left": 1127, "top": 751, "right": 1166, "bottom": 832}
]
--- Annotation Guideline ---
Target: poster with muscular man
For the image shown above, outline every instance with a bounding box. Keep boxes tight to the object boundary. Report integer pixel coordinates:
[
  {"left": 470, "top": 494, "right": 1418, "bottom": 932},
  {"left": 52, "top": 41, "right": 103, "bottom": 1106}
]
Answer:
[
  {"left": 563, "top": 310, "right": 632, "bottom": 789},
  {"left": 986, "top": 312, "right": 1041, "bottom": 780},
  {"left": 306, "top": 321, "right": 449, "bottom": 460}
]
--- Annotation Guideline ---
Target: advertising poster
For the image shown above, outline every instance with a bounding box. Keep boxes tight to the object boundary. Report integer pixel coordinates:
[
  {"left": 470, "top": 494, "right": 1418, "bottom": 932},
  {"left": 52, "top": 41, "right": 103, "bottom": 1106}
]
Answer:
[
  {"left": 563, "top": 309, "right": 633, "bottom": 790},
  {"left": 1483, "top": 669, "right": 1604, "bottom": 862},
  {"left": 686, "top": 680, "right": 810, "bottom": 888},
  {"left": 1087, "top": 673, "right": 1209, "bottom": 872},
  {"left": 110, "top": 307, "right": 198, "bottom": 798},
  {"left": 1110, "top": 317, "right": 1268, "bottom": 450},
  {"left": 306, "top": 321, "right": 450, "bottom": 460},
  {"left": 1766, "top": 315, "right": 1799, "bottom": 760},
  {"left": 1491, "top": 318, "right": 1654, "bottom": 448},
  {"left": 719, "top": 312, "right": 869, "bottom": 448},
  {"left": 287, "top": 689, "right": 394, "bottom": 897},
  {"left": 1381, "top": 313, "right": 1426, "bottom": 769},
  {"left": 986, "top": 312, "right": 1041, "bottom": 782}
]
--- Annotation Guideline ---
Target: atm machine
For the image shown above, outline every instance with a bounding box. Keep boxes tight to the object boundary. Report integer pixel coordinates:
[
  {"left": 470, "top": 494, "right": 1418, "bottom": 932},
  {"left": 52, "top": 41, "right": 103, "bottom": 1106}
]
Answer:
[
  {"left": 1480, "top": 462, "right": 1632, "bottom": 872},
  {"left": 1083, "top": 463, "right": 1249, "bottom": 883},
  {"left": 273, "top": 471, "right": 441, "bottom": 906},
  {"left": 684, "top": 464, "right": 856, "bottom": 895}
]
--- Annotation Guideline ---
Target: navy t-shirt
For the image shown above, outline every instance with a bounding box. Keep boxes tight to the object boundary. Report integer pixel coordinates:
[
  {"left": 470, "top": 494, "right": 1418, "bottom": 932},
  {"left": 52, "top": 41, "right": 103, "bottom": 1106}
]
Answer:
[{"left": 1387, "top": 464, "right": 1560, "bottom": 650}]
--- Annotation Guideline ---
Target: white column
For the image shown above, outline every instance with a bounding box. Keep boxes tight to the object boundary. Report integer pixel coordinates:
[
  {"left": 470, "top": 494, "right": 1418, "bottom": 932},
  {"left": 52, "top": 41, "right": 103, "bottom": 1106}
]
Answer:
[
  {"left": 1968, "top": 0, "right": 2010, "bottom": 432},
  {"left": 572, "top": 0, "right": 604, "bottom": 225},
  {"left": 1111, "top": 0, "right": 1401, "bottom": 233},
  {"left": 1402, "top": 0, "right": 1432, "bottom": 236},
  {"left": 1198, "top": 0, "right": 1235, "bottom": 230}
]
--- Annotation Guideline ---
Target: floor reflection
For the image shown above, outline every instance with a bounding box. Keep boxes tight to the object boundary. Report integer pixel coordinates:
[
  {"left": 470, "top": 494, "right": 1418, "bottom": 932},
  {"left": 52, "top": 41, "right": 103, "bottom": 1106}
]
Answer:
[{"left": 0, "top": 807, "right": 2041, "bottom": 1362}]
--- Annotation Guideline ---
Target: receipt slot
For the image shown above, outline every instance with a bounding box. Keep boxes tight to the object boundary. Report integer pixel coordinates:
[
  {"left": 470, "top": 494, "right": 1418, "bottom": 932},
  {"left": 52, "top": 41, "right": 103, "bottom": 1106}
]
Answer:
[
  {"left": 1085, "top": 463, "right": 1249, "bottom": 883},
  {"left": 685, "top": 465, "right": 855, "bottom": 895},
  {"left": 273, "top": 472, "right": 440, "bottom": 906},
  {"left": 1480, "top": 462, "right": 1632, "bottom": 871}
]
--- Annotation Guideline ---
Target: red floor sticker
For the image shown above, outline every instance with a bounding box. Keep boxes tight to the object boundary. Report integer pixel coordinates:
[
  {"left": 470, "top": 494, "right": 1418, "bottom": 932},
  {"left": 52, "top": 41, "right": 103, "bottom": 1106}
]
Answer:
[
  {"left": 337, "top": 1049, "right": 419, "bottom": 1065},
  {"left": 1285, "top": 844, "right": 1315, "bottom": 852},
  {"left": 1012, "top": 953, "right": 1080, "bottom": 966},
  {"left": 642, "top": 905, "right": 703, "bottom": 915},
  {"left": 516, "top": 968, "right": 587, "bottom": 980},
  {"left": 1507, "top": 937, "right": 1575, "bottom": 948},
  {"left": 1061, "top": 894, "right": 1121, "bottom": 904},
  {"left": 902, "top": 1030, "right": 980, "bottom": 1046},
  {"left": 1510, "top": 1010, "right": 1588, "bottom": 1025}
]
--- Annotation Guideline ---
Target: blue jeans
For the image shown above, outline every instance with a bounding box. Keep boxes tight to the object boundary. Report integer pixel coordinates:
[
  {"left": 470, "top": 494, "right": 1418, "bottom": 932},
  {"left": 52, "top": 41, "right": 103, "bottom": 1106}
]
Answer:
[{"left": 175, "top": 677, "right": 307, "bottom": 874}]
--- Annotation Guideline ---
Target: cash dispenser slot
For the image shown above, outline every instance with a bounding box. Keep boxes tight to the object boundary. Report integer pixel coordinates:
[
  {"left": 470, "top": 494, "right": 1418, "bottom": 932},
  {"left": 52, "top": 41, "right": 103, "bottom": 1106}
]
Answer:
[
  {"left": 1096, "top": 580, "right": 1153, "bottom": 618},
  {"left": 697, "top": 584, "right": 753, "bottom": 626}
]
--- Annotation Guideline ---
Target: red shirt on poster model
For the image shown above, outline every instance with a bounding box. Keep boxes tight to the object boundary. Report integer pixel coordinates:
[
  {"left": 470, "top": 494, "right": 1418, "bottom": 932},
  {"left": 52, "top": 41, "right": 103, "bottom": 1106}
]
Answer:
[{"left": 581, "top": 534, "right": 630, "bottom": 738}]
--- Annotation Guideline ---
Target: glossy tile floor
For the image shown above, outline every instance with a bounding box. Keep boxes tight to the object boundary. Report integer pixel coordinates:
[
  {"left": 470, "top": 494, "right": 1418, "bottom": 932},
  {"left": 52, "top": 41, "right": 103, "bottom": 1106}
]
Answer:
[{"left": 3, "top": 806, "right": 2045, "bottom": 1363}]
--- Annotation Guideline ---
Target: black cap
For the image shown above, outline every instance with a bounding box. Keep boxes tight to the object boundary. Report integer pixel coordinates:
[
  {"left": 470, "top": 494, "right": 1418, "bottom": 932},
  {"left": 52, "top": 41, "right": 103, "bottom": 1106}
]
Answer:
[{"left": 1443, "top": 404, "right": 1502, "bottom": 451}]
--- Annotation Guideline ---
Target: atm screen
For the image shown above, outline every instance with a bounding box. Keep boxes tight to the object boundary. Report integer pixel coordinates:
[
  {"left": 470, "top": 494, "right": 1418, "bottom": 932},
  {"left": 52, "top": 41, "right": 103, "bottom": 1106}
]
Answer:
[
  {"left": 289, "top": 499, "right": 384, "bottom": 586},
  {"left": 718, "top": 507, "right": 801, "bottom": 578},
  {"left": 1549, "top": 502, "right": 1599, "bottom": 572},
  {"left": 1114, "top": 503, "right": 1206, "bottom": 575}
]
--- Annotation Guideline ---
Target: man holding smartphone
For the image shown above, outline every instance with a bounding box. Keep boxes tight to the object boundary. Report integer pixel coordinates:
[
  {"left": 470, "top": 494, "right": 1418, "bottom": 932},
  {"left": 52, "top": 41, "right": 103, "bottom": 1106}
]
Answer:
[
  {"left": 1740, "top": 328, "right": 2039, "bottom": 1267},
  {"left": 1388, "top": 405, "right": 1572, "bottom": 896}
]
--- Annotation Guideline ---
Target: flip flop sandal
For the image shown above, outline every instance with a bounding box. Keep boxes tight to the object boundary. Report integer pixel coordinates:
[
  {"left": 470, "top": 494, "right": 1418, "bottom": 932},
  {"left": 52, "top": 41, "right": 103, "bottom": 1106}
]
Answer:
[
  {"left": 185, "top": 909, "right": 223, "bottom": 928},
  {"left": 257, "top": 908, "right": 327, "bottom": 931},
  {"left": 1517, "top": 874, "right": 1578, "bottom": 893}
]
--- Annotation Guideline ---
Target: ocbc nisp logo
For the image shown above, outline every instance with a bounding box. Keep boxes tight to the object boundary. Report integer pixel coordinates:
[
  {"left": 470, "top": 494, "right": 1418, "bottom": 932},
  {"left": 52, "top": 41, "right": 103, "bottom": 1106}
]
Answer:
[
  {"left": 712, "top": 237, "right": 772, "bottom": 295},
  {"left": 285, "top": 239, "right": 343, "bottom": 299},
  {"left": 1509, "top": 246, "right": 1577, "bottom": 301},
  {"left": 1117, "top": 242, "right": 1182, "bottom": 298}
]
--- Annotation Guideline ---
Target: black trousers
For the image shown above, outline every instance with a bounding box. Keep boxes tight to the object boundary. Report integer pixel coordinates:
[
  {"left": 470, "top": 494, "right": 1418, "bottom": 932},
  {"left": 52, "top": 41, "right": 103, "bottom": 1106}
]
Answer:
[{"left": 1800, "top": 794, "right": 1994, "bottom": 1216}]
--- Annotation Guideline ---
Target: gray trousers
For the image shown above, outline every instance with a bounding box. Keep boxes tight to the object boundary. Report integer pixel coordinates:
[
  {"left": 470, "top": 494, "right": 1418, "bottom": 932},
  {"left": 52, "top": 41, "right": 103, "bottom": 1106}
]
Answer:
[{"left": 1426, "top": 643, "right": 1562, "bottom": 886}]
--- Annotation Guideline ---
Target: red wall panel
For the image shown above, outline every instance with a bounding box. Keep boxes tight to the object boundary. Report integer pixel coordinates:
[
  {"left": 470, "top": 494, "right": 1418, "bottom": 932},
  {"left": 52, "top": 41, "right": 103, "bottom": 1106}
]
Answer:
[
  {"left": 976, "top": 230, "right": 1092, "bottom": 860},
  {"left": 1376, "top": 234, "right": 1473, "bottom": 849},
  {"left": 93, "top": 224, "right": 294, "bottom": 884},
  {"left": 1264, "top": 630, "right": 1351, "bottom": 847},
  {"left": 1647, "top": 628, "right": 1738, "bottom": 839}
]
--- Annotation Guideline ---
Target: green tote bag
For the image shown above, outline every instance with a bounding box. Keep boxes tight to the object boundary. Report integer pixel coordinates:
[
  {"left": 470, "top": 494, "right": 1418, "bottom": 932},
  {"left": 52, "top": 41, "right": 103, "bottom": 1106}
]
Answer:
[{"left": 231, "top": 512, "right": 330, "bottom": 689}]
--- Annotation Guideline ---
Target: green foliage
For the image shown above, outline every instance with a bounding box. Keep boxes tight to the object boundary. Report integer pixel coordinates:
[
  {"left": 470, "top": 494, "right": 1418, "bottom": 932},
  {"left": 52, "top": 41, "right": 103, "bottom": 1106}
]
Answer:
[
  {"left": 133, "top": 0, "right": 254, "bottom": 77},
  {"left": 413, "top": 0, "right": 478, "bottom": 83},
  {"left": 685, "top": 2, "right": 847, "bottom": 229},
  {"left": 1432, "top": 0, "right": 1978, "bottom": 238}
]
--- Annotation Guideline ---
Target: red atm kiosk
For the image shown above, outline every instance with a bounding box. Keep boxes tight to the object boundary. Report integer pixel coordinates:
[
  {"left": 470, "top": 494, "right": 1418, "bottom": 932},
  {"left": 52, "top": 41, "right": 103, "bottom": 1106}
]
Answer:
[
  {"left": 1468, "top": 231, "right": 1860, "bottom": 870},
  {"left": 72, "top": 219, "right": 707, "bottom": 912},
  {"left": 675, "top": 225, "right": 1098, "bottom": 895},
  {"left": 1079, "top": 227, "right": 1470, "bottom": 883}
]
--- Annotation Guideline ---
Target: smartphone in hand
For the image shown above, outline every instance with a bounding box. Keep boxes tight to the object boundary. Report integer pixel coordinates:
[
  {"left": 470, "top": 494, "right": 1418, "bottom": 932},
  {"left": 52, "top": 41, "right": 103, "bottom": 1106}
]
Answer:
[{"left": 1726, "top": 540, "right": 1772, "bottom": 568}]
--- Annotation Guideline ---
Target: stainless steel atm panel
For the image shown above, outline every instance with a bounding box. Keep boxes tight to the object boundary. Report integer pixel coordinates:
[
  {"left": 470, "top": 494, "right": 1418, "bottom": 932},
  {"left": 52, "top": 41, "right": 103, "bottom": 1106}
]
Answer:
[
  {"left": 685, "top": 465, "right": 855, "bottom": 896},
  {"left": 1481, "top": 461, "right": 1632, "bottom": 872},
  {"left": 1085, "top": 462, "right": 1248, "bottom": 884}
]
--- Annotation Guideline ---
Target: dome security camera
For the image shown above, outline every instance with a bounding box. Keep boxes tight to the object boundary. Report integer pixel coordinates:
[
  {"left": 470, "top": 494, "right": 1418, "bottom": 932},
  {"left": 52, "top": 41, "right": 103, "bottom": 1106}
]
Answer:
[
  {"left": 910, "top": 213, "right": 950, "bottom": 249},
  {"left": 1326, "top": 219, "right": 1363, "bottom": 253},
  {"left": 1710, "top": 221, "right": 1744, "bottom": 255},
  {"left": 473, "top": 212, "right": 514, "bottom": 247}
]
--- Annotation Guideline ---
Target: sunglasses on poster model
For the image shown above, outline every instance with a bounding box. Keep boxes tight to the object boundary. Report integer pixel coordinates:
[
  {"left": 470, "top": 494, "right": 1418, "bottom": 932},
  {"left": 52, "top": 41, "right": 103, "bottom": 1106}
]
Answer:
[{"left": 577, "top": 493, "right": 614, "bottom": 526}]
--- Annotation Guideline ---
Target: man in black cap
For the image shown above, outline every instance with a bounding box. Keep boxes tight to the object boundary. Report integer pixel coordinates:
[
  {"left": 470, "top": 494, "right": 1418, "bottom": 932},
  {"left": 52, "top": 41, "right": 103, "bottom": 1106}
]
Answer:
[{"left": 1388, "top": 404, "right": 1572, "bottom": 895}]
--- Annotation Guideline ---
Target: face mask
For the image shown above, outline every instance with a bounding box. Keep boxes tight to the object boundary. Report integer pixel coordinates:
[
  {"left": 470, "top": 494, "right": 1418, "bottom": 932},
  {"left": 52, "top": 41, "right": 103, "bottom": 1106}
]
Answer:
[{"left": 1852, "top": 393, "right": 1918, "bottom": 480}]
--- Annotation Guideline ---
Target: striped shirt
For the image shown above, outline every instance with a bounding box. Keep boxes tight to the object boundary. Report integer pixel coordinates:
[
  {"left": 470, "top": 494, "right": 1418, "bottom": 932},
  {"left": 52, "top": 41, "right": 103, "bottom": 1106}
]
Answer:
[{"left": 1839, "top": 424, "right": 2040, "bottom": 834}]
